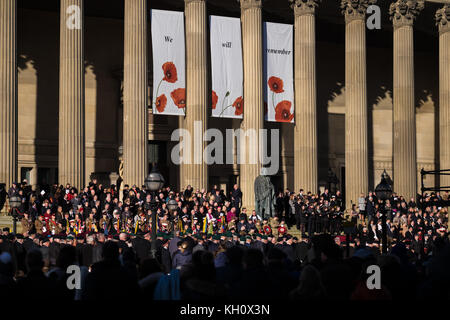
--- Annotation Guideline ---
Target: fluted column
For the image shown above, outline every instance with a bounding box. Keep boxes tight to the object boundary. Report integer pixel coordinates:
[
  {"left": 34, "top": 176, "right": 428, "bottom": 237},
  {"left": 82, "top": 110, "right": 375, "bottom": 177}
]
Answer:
[
  {"left": 390, "top": 0, "right": 423, "bottom": 200},
  {"left": 291, "top": 0, "right": 319, "bottom": 194},
  {"left": 436, "top": 5, "right": 450, "bottom": 189},
  {"left": 123, "top": 0, "right": 148, "bottom": 187},
  {"left": 0, "top": 0, "right": 17, "bottom": 188},
  {"left": 181, "top": 0, "right": 208, "bottom": 190},
  {"left": 341, "top": 0, "right": 373, "bottom": 208},
  {"left": 240, "top": 0, "right": 263, "bottom": 211},
  {"left": 59, "top": 0, "right": 85, "bottom": 189}
]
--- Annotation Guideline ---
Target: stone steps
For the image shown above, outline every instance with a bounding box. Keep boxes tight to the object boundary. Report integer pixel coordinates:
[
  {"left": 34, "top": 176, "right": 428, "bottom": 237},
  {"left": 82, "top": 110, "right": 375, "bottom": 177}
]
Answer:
[{"left": 0, "top": 215, "right": 13, "bottom": 231}]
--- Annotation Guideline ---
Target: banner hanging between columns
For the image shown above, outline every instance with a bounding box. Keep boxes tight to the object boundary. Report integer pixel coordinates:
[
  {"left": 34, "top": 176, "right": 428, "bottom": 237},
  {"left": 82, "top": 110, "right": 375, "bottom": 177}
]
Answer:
[
  {"left": 263, "top": 22, "right": 294, "bottom": 123},
  {"left": 151, "top": 9, "right": 186, "bottom": 116},
  {"left": 210, "top": 15, "right": 243, "bottom": 119}
]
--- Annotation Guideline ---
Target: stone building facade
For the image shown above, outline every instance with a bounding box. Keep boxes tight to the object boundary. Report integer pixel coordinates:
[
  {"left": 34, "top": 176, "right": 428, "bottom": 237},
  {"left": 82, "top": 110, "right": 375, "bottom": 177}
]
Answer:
[{"left": 0, "top": 0, "right": 448, "bottom": 209}]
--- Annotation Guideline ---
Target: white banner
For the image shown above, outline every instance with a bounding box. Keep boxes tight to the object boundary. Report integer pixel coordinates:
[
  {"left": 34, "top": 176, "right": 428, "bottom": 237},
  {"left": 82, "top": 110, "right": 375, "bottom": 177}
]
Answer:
[
  {"left": 210, "top": 15, "right": 243, "bottom": 119},
  {"left": 263, "top": 22, "right": 294, "bottom": 123},
  {"left": 151, "top": 9, "right": 185, "bottom": 116}
]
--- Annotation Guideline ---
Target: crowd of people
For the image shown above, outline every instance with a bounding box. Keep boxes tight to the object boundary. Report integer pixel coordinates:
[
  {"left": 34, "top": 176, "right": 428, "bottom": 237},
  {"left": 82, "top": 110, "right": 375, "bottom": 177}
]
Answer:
[{"left": 0, "top": 179, "right": 449, "bottom": 300}]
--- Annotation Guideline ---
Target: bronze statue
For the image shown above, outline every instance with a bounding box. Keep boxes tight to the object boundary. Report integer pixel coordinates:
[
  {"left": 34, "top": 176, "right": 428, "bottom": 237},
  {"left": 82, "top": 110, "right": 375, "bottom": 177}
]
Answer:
[{"left": 254, "top": 170, "right": 276, "bottom": 219}]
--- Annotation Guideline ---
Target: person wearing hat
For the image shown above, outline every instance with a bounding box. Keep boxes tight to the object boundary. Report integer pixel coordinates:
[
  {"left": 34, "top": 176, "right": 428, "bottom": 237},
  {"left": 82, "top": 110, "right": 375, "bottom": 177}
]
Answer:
[
  {"left": 207, "top": 234, "right": 221, "bottom": 253},
  {"left": 21, "top": 212, "right": 33, "bottom": 235},
  {"left": 280, "top": 235, "right": 296, "bottom": 262},
  {"left": 35, "top": 215, "right": 45, "bottom": 235},
  {"left": 7, "top": 182, "right": 19, "bottom": 198},
  {"left": 231, "top": 233, "right": 239, "bottom": 245},
  {"left": 277, "top": 220, "right": 287, "bottom": 237},
  {"left": 85, "top": 211, "right": 98, "bottom": 233},
  {"left": 181, "top": 214, "right": 190, "bottom": 230},
  {"left": 99, "top": 212, "right": 110, "bottom": 234},
  {"left": 236, "top": 215, "right": 249, "bottom": 234},
  {"left": 193, "top": 234, "right": 207, "bottom": 253},
  {"left": 158, "top": 236, "right": 172, "bottom": 273},
  {"left": 40, "top": 237, "right": 51, "bottom": 269},
  {"left": 48, "top": 214, "right": 62, "bottom": 236},
  {"left": 244, "top": 235, "right": 253, "bottom": 248},
  {"left": 262, "top": 218, "right": 272, "bottom": 236},
  {"left": 251, "top": 234, "right": 264, "bottom": 253}
]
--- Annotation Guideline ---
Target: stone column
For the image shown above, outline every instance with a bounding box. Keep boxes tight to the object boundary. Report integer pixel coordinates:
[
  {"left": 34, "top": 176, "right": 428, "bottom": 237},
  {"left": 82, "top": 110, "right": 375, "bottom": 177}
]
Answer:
[
  {"left": 436, "top": 5, "right": 450, "bottom": 189},
  {"left": 291, "top": 0, "right": 319, "bottom": 194},
  {"left": 59, "top": 0, "right": 85, "bottom": 189},
  {"left": 240, "top": 0, "right": 264, "bottom": 211},
  {"left": 389, "top": 0, "right": 423, "bottom": 200},
  {"left": 0, "top": 0, "right": 17, "bottom": 188},
  {"left": 341, "top": 0, "right": 373, "bottom": 209},
  {"left": 180, "top": 0, "right": 208, "bottom": 191},
  {"left": 123, "top": 0, "right": 148, "bottom": 187}
]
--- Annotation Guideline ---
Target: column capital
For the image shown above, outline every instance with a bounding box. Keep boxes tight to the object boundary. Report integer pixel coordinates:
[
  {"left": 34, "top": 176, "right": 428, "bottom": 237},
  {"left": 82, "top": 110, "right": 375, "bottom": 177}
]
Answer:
[
  {"left": 341, "top": 0, "right": 377, "bottom": 22},
  {"left": 239, "top": 0, "right": 261, "bottom": 10},
  {"left": 436, "top": 5, "right": 450, "bottom": 35},
  {"left": 389, "top": 0, "right": 424, "bottom": 28},
  {"left": 290, "top": 0, "right": 320, "bottom": 16}
]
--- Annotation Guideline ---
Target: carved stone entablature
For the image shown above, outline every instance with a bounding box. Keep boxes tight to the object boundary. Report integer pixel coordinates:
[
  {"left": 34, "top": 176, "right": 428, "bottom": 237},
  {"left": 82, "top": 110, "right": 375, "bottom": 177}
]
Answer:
[
  {"left": 436, "top": 5, "right": 450, "bottom": 35},
  {"left": 239, "top": 0, "right": 261, "bottom": 10},
  {"left": 341, "top": 0, "right": 377, "bottom": 22},
  {"left": 289, "top": 0, "right": 320, "bottom": 16},
  {"left": 389, "top": 0, "right": 424, "bottom": 28},
  {"left": 374, "top": 161, "right": 393, "bottom": 170}
]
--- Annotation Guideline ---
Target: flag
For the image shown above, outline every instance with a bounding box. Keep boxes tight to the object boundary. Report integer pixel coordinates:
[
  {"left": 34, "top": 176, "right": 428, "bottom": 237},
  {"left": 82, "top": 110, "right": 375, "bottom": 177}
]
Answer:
[{"left": 202, "top": 217, "right": 208, "bottom": 233}]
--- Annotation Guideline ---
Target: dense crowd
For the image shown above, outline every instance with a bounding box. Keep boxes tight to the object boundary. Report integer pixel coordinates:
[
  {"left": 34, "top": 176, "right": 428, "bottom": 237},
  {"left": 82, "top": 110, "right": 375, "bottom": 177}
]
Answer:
[{"left": 0, "top": 179, "right": 449, "bottom": 300}]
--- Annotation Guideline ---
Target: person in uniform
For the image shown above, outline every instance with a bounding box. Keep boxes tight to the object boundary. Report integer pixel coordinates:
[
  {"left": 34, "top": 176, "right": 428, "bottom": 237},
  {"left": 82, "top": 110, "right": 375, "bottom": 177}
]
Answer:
[
  {"left": 262, "top": 218, "right": 272, "bottom": 236},
  {"left": 48, "top": 214, "right": 62, "bottom": 236},
  {"left": 48, "top": 236, "right": 60, "bottom": 268},
  {"left": 35, "top": 215, "right": 45, "bottom": 235},
  {"left": 277, "top": 220, "right": 287, "bottom": 237},
  {"left": 21, "top": 212, "right": 33, "bottom": 235},
  {"left": 85, "top": 212, "right": 98, "bottom": 233},
  {"left": 99, "top": 212, "right": 110, "bottom": 234}
]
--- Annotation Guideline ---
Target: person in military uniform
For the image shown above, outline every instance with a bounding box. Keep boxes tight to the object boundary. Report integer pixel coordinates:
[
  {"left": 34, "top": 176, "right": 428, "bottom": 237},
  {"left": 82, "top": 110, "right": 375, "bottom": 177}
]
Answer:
[
  {"left": 98, "top": 212, "right": 110, "bottom": 234},
  {"left": 135, "top": 210, "right": 149, "bottom": 234},
  {"left": 48, "top": 236, "right": 61, "bottom": 268},
  {"left": 21, "top": 212, "right": 33, "bottom": 235},
  {"left": 85, "top": 212, "right": 98, "bottom": 233},
  {"left": 35, "top": 215, "right": 45, "bottom": 235},
  {"left": 261, "top": 218, "right": 272, "bottom": 236},
  {"left": 48, "top": 214, "right": 62, "bottom": 236},
  {"left": 277, "top": 220, "right": 288, "bottom": 237}
]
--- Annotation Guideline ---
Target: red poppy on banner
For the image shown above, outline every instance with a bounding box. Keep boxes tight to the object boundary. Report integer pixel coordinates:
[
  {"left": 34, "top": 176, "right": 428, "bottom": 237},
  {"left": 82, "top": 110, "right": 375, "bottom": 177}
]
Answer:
[
  {"left": 233, "top": 96, "right": 244, "bottom": 116},
  {"left": 171, "top": 88, "right": 186, "bottom": 109},
  {"left": 211, "top": 90, "right": 218, "bottom": 110},
  {"left": 264, "top": 22, "right": 294, "bottom": 123},
  {"left": 275, "top": 100, "right": 294, "bottom": 122},
  {"left": 162, "top": 62, "right": 178, "bottom": 83},
  {"left": 155, "top": 94, "right": 167, "bottom": 113},
  {"left": 268, "top": 76, "right": 284, "bottom": 93},
  {"left": 210, "top": 16, "right": 243, "bottom": 119},
  {"left": 151, "top": 10, "right": 185, "bottom": 116}
]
